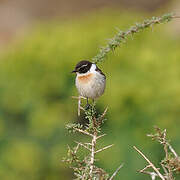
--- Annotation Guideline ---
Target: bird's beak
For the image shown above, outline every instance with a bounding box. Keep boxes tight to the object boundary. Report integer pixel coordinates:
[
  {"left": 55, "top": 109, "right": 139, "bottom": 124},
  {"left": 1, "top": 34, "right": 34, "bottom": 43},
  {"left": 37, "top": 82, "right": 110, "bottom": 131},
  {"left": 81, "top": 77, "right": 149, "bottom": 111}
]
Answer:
[{"left": 71, "top": 70, "right": 77, "bottom": 73}]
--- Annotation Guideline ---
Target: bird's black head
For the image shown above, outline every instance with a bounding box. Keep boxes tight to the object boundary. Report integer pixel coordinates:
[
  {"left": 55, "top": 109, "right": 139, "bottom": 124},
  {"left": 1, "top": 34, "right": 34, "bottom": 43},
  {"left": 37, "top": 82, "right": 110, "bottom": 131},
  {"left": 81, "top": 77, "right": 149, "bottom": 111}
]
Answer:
[{"left": 72, "top": 60, "right": 92, "bottom": 74}]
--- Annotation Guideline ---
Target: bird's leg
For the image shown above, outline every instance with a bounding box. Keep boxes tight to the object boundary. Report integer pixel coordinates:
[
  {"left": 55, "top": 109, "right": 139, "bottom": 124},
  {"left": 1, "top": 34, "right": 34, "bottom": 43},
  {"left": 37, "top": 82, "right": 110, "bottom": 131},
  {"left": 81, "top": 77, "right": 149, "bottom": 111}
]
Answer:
[
  {"left": 92, "top": 99, "right": 95, "bottom": 105},
  {"left": 92, "top": 99, "right": 96, "bottom": 113},
  {"left": 85, "top": 97, "right": 91, "bottom": 110}
]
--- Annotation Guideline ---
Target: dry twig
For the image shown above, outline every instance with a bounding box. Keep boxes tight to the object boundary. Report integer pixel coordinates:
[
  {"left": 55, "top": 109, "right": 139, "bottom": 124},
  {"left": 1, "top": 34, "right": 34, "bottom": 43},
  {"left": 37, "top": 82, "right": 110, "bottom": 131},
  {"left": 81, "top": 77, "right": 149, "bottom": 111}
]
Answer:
[
  {"left": 133, "top": 146, "right": 165, "bottom": 180},
  {"left": 109, "top": 164, "right": 124, "bottom": 180},
  {"left": 134, "top": 127, "right": 180, "bottom": 180},
  {"left": 72, "top": 96, "right": 86, "bottom": 116}
]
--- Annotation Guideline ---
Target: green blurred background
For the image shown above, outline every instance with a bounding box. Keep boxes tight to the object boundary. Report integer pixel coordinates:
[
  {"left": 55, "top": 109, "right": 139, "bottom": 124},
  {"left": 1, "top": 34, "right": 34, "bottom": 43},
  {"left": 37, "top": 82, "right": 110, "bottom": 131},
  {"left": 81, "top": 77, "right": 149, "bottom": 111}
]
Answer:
[{"left": 0, "top": 0, "right": 180, "bottom": 179}]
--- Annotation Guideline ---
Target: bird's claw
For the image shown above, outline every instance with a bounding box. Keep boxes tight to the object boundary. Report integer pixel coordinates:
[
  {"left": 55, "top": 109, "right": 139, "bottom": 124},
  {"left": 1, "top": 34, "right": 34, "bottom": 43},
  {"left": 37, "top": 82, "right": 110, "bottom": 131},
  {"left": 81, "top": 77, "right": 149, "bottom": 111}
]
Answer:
[{"left": 85, "top": 103, "right": 91, "bottom": 110}]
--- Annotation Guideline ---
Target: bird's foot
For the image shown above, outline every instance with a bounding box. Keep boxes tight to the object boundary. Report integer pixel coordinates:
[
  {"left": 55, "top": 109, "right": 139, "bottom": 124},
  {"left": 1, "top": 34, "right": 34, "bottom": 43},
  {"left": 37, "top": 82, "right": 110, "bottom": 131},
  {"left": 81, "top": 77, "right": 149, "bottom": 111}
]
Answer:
[{"left": 85, "top": 103, "right": 91, "bottom": 110}]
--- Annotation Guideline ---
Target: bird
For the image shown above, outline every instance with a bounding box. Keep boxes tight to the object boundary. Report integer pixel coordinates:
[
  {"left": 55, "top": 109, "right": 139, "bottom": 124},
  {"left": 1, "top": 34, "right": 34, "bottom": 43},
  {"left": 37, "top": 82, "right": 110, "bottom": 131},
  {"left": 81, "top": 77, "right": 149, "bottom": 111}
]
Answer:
[{"left": 72, "top": 60, "right": 106, "bottom": 105}]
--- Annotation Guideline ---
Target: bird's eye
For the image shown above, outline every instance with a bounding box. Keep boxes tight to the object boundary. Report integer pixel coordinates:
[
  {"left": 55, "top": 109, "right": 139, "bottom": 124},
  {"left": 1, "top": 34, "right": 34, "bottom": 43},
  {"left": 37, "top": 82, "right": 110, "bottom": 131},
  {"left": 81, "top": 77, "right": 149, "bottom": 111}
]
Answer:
[
  {"left": 78, "top": 65, "right": 89, "bottom": 73},
  {"left": 80, "top": 64, "right": 88, "bottom": 68},
  {"left": 79, "top": 66, "right": 86, "bottom": 71}
]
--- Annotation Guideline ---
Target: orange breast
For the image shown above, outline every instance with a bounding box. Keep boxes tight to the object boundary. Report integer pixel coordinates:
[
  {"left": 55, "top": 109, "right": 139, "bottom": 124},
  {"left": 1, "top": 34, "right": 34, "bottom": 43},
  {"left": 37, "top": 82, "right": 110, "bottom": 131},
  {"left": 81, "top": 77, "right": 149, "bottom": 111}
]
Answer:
[{"left": 78, "top": 73, "right": 93, "bottom": 83}]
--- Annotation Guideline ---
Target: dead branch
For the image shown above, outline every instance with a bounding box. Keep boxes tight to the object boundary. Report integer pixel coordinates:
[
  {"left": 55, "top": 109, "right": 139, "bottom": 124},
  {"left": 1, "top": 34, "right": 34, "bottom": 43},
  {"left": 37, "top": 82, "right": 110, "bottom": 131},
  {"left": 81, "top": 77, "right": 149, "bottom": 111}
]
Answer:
[
  {"left": 109, "top": 164, "right": 124, "bottom": 180},
  {"left": 133, "top": 146, "right": 165, "bottom": 180}
]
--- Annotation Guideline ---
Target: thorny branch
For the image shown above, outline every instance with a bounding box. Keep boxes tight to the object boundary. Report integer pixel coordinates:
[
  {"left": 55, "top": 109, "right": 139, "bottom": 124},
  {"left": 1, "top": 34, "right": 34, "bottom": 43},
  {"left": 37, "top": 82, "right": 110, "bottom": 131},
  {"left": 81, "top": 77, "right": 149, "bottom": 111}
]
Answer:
[
  {"left": 109, "top": 164, "right": 124, "bottom": 180},
  {"left": 64, "top": 103, "right": 123, "bottom": 179},
  {"left": 92, "top": 13, "right": 180, "bottom": 64},
  {"left": 72, "top": 96, "right": 86, "bottom": 116},
  {"left": 133, "top": 146, "right": 165, "bottom": 180},
  {"left": 134, "top": 127, "right": 180, "bottom": 180},
  {"left": 73, "top": 127, "right": 94, "bottom": 137},
  {"left": 95, "top": 144, "right": 114, "bottom": 154},
  {"left": 89, "top": 131, "right": 97, "bottom": 177},
  {"left": 65, "top": 13, "right": 180, "bottom": 180},
  {"left": 138, "top": 165, "right": 158, "bottom": 180}
]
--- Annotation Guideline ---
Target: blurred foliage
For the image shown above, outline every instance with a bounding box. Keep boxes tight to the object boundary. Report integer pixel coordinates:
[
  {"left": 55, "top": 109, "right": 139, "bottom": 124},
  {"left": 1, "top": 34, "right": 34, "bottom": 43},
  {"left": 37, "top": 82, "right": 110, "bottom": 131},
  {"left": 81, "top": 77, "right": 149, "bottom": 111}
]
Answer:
[{"left": 0, "top": 10, "right": 180, "bottom": 179}]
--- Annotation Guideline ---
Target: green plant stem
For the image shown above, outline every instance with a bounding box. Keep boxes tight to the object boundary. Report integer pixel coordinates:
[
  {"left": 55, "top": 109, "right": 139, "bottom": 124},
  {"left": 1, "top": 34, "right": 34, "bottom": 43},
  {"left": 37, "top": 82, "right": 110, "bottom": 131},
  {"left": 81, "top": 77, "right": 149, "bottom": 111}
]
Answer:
[{"left": 92, "top": 13, "right": 178, "bottom": 64}]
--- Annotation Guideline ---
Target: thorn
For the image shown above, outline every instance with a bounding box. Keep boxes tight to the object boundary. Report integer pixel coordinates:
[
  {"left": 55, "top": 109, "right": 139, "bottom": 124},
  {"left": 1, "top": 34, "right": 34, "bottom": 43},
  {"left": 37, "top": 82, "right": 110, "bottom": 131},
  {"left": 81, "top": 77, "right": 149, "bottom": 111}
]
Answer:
[{"left": 95, "top": 144, "right": 114, "bottom": 154}]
